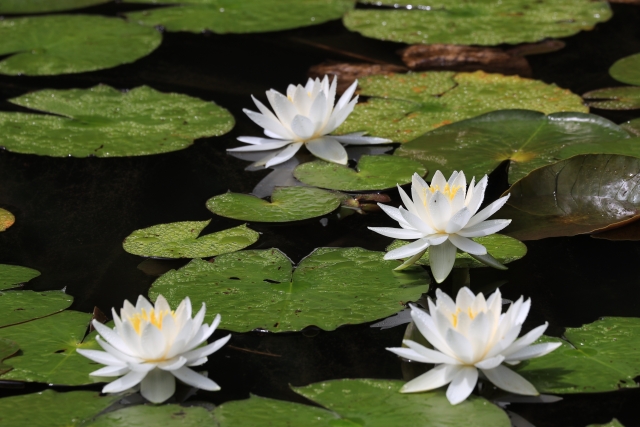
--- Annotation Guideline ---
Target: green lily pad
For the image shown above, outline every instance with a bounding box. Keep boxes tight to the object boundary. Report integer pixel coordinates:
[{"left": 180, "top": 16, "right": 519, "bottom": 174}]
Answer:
[
  {"left": 0, "top": 291, "right": 73, "bottom": 328},
  {"left": 0, "top": 208, "right": 15, "bottom": 232},
  {"left": 123, "top": 221, "right": 259, "bottom": 259},
  {"left": 150, "top": 247, "right": 430, "bottom": 332},
  {"left": 206, "top": 187, "right": 342, "bottom": 223},
  {"left": 293, "top": 155, "right": 427, "bottom": 192},
  {"left": 343, "top": 0, "right": 611, "bottom": 46},
  {"left": 622, "top": 118, "right": 640, "bottom": 136},
  {"left": 125, "top": 0, "right": 354, "bottom": 34},
  {"left": 0, "top": 390, "right": 121, "bottom": 427},
  {"left": 610, "top": 53, "right": 640, "bottom": 86},
  {"left": 0, "top": 85, "right": 234, "bottom": 157},
  {"left": 386, "top": 234, "right": 527, "bottom": 269},
  {"left": 587, "top": 420, "right": 625, "bottom": 427},
  {"left": 0, "top": 15, "right": 161, "bottom": 76},
  {"left": 0, "top": 338, "right": 19, "bottom": 375},
  {"left": 395, "top": 110, "right": 632, "bottom": 183},
  {"left": 0, "top": 0, "right": 109, "bottom": 13},
  {"left": 0, "top": 310, "right": 104, "bottom": 385},
  {"left": 0, "top": 264, "right": 40, "bottom": 291},
  {"left": 583, "top": 87, "right": 640, "bottom": 110},
  {"left": 500, "top": 154, "right": 640, "bottom": 240},
  {"left": 338, "top": 71, "right": 587, "bottom": 143},
  {"left": 517, "top": 317, "right": 640, "bottom": 394},
  {"left": 87, "top": 404, "right": 215, "bottom": 426}
]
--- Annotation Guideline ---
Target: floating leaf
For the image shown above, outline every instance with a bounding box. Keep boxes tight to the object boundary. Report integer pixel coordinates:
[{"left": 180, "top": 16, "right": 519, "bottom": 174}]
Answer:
[
  {"left": 125, "top": 0, "right": 354, "bottom": 33},
  {"left": 518, "top": 317, "right": 640, "bottom": 394},
  {"left": 87, "top": 404, "right": 215, "bottom": 426},
  {"left": 386, "top": 234, "right": 527, "bottom": 269},
  {"left": 293, "top": 155, "right": 427, "bottom": 191},
  {"left": 343, "top": 0, "right": 611, "bottom": 46},
  {"left": 622, "top": 118, "right": 640, "bottom": 136},
  {"left": 394, "top": 110, "right": 632, "bottom": 183},
  {"left": 609, "top": 53, "right": 640, "bottom": 86},
  {"left": 587, "top": 420, "right": 625, "bottom": 427},
  {"left": 0, "top": 208, "right": 15, "bottom": 232},
  {"left": 150, "top": 247, "right": 430, "bottom": 332},
  {"left": 583, "top": 87, "right": 640, "bottom": 110},
  {"left": 206, "top": 187, "right": 342, "bottom": 222},
  {"left": 591, "top": 219, "right": 640, "bottom": 241},
  {"left": 338, "top": 71, "right": 587, "bottom": 143},
  {"left": 0, "top": 264, "right": 40, "bottom": 291},
  {"left": 123, "top": 221, "right": 258, "bottom": 259},
  {"left": 0, "top": 290, "right": 73, "bottom": 328},
  {"left": 500, "top": 154, "right": 640, "bottom": 240},
  {"left": 0, "top": 0, "right": 109, "bottom": 13},
  {"left": 0, "top": 390, "right": 121, "bottom": 427},
  {"left": 0, "top": 15, "right": 161, "bottom": 76},
  {"left": 0, "top": 338, "right": 19, "bottom": 375},
  {"left": 0, "top": 310, "right": 103, "bottom": 385}
]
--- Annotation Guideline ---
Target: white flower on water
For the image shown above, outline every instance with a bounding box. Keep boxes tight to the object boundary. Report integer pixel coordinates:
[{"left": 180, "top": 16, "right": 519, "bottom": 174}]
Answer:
[
  {"left": 228, "top": 75, "right": 390, "bottom": 167},
  {"left": 77, "top": 295, "right": 230, "bottom": 403},
  {"left": 369, "top": 170, "right": 511, "bottom": 283},
  {"left": 387, "top": 287, "right": 561, "bottom": 405}
]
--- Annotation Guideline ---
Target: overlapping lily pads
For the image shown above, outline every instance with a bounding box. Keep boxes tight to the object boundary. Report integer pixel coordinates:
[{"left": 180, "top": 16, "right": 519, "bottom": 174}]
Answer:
[
  {"left": 0, "top": 208, "right": 15, "bottom": 232},
  {"left": 87, "top": 404, "right": 215, "bottom": 426},
  {"left": 0, "top": 338, "right": 19, "bottom": 375},
  {"left": 125, "top": 0, "right": 354, "bottom": 33},
  {"left": 0, "top": 0, "right": 109, "bottom": 13},
  {"left": 338, "top": 71, "right": 587, "bottom": 143},
  {"left": 623, "top": 118, "right": 640, "bottom": 136},
  {"left": 123, "top": 221, "right": 258, "bottom": 258},
  {"left": 0, "top": 85, "right": 234, "bottom": 157},
  {"left": 206, "top": 187, "right": 342, "bottom": 222},
  {"left": 610, "top": 53, "right": 640, "bottom": 86},
  {"left": 395, "top": 110, "right": 634, "bottom": 183},
  {"left": 343, "top": 0, "right": 611, "bottom": 46},
  {"left": 150, "top": 247, "right": 429, "bottom": 332},
  {"left": 0, "top": 264, "right": 40, "bottom": 291},
  {"left": 0, "top": 290, "right": 73, "bottom": 328},
  {"left": 583, "top": 87, "right": 640, "bottom": 110},
  {"left": 500, "top": 154, "right": 640, "bottom": 240},
  {"left": 293, "top": 155, "right": 427, "bottom": 191},
  {"left": 0, "top": 15, "right": 161, "bottom": 75}
]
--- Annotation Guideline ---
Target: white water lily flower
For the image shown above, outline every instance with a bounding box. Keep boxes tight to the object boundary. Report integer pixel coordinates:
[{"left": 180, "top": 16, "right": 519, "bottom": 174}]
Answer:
[
  {"left": 368, "top": 170, "right": 511, "bottom": 283},
  {"left": 77, "top": 295, "right": 230, "bottom": 404},
  {"left": 228, "top": 75, "right": 391, "bottom": 167},
  {"left": 387, "top": 287, "right": 561, "bottom": 405}
]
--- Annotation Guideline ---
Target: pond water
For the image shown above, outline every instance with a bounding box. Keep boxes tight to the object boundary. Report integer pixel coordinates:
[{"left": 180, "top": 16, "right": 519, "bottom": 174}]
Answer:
[{"left": 1, "top": 2, "right": 640, "bottom": 426}]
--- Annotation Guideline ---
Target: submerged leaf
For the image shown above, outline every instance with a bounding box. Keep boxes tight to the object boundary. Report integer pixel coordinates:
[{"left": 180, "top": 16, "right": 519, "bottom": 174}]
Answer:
[
  {"left": 583, "top": 87, "right": 640, "bottom": 110},
  {"left": 609, "top": 53, "right": 640, "bottom": 86},
  {"left": 0, "top": 264, "right": 40, "bottom": 291},
  {"left": 0, "top": 291, "right": 73, "bottom": 328}
]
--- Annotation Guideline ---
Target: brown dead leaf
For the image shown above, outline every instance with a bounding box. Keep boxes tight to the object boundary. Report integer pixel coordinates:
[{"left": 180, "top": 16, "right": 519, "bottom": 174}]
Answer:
[{"left": 308, "top": 62, "right": 407, "bottom": 94}]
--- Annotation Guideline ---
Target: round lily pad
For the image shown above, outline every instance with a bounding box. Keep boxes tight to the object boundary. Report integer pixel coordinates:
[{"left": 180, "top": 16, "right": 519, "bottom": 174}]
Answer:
[
  {"left": 609, "top": 53, "right": 640, "bottom": 86},
  {"left": 87, "top": 404, "right": 215, "bottom": 426},
  {"left": 150, "top": 247, "right": 430, "bottom": 332},
  {"left": 386, "top": 234, "right": 527, "bottom": 269},
  {"left": 0, "top": 85, "right": 234, "bottom": 157},
  {"left": 0, "top": 15, "right": 162, "bottom": 76},
  {"left": 622, "top": 118, "right": 640, "bottom": 136},
  {"left": 293, "top": 155, "right": 427, "bottom": 191},
  {"left": 0, "top": 264, "right": 40, "bottom": 291},
  {"left": 125, "top": 0, "right": 354, "bottom": 33},
  {"left": 206, "top": 187, "right": 342, "bottom": 222},
  {"left": 344, "top": 0, "right": 611, "bottom": 46},
  {"left": 0, "top": 208, "right": 15, "bottom": 232},
  {"left": 583, "top": 87, "right": 640, "bottom": 110},
  {"left": 0, "top": 0, "right": 109, "bottom": 13},
  {"left": 338, "top": 71, "right": 587, "bottom": 143},
  {"left": 123, "top": 221, "right": 258, "bottom": 259},
  {"left": 0, "top": 338, "right": 19, "bottom": 375},
  {"left": 0, "top": 291, "right": 73, "bottom": 328},
  {"left": 394, "top": 110, "right": 632, "bottom": 183}
]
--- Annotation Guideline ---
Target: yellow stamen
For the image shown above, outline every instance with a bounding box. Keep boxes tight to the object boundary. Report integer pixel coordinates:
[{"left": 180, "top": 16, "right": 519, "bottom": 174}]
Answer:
[
  {"left": 127, "top": 309, "right": 175, "bottom": 335},
  {"left": 450, "top": 307, "right": 478, "bottom": 328},
  {"left": 429, "top": 183, "right": 461, "bottom": 200}
]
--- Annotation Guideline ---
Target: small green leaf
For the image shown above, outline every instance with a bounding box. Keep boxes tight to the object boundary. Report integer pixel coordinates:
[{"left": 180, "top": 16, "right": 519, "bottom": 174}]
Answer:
[
  {"left": 206, "top": 187, "right": 342, "bottom": 222},
  {"left": 0, "top": 291, "right": 73, "bottom": 328},
  {"left": 0, "top": 338, "right": 19, "bottom": 375},
  {"left": 0, "top": 15, "right": 161, "bottom": 76},
  {"left": 87, "top": 404, "right": 215, "bottom": 426},
  {"left": 0, "top": 0, "right": 109, "bottom": 13},
  {"left": 0, "top": 208, "right": 15, "bottom": 232},
  {"left": 610, "top": 53, "right": 640, "bottom": 86},
  {"left": 123, "top": 221, "right": 259, "bottom": 258},
  {"left": 584, "top": 87, "right": 640, "bottom": 110},
  {"left": 0, "top": 264, "right": 40, "bottom": 291}
]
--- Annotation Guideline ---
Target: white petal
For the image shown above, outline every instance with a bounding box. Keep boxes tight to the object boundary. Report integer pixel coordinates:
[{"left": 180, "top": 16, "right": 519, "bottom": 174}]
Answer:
[
  {"left": 135, "top": 295, "right": 154, "bottom": 311},
  {"left": 308, "top": 92, "right": 328, "bottom": 129},
  {"left": 377, "top": 203, "right": 411, "bottom": 227},
  {"left": 504, "top": 342, "right": 562, "bottom": 362},
  {"left": 445, "top": 328, "right": 474, "bottom": 364},
  {"left": 102, "top": 370, "right": 147, "bottom": 394},
  {"left": 400, "top": 207, "right": 437, "bottom": 235},
  {"left": 426, "top": 234, "right": 449, "bottom": 246},
  {"left": 398, "top": 185, "right": 419, "bottom": 217},
  {"left": 91, "top": 321, "right": 130, "bottom": 355},
  {"left": 325, "top": 97, "right": 357, "bottom": 133},
  {"left": 290, "top": 115, "right": 316, "bottom": 140},
  {"left": 446, "top": 366, "right": 478, "bottom": 405},
  {"left": 332, "top": 133, "right": 391, "bottom": 145},
  {"left": 251, "top": 95, "right": 284, "bottom": 132},
  {"left": 154, "top": 295, "right": 171, "bottom": 313},
  {"left": 236, "top": 136, "right": 288, "bottom": 145},
  {"left": 140, "top": 368, "right": 176, "bottom": 403},
  {"left": 266, "top": 90, "right": 298, "bottom": 126},
  {"left": 90, "top": 365, "right": 130, "bottom": 377},
  {"left": 244, "top": 109, "right": 292, "bottom": 140},
  {"left": 95, "top": 337, "right": 141, "bottom": 364},
  {"left": 444, "top": 207, "right": 472, "bottom": 234},
  {"left": 127, "top": 363, "right": 156, "bottom": 373},
  {"left": 431, "top": 171, "right": 447, "bottom": 189},
  {"left": 384, "top": 238, "right": 431, "bottom": 260},
  {"left": 306, "top": 137, "right": 348, "bottom": 165},
  {"left": 336, "top": 79, "right": 358, "bottom": 111},
  {"left": 76, "top": 349, "right": 123, "bottom": 366},
  {"left": 428, "top": 191, "right": 451, "bottom": 231},
  {"left": 386, "top": 347, "right": 434, "bottom": 363},
  {"left": 428, "top": 240, "right": 457, "bottom": 283},
  {"left": 465, "top": 175, "right": 487, "bottom": 216},
  {"left": 140, "top": 322, "right": 166, "bottom": 360},
  {"left": 264, "top": 142, "right": 303, "bottom": 168},
  {"left": 475, "top": 355, "right": 505, "bottom": 370},
  {"left": 449, "top": 234, "right": 487, "bottom": 255},
  {"left": 410, "top": 306, "right": 452, "bottom": 356},
  {"left": 158, "top": 356, "right": 188, "bottom": 371},
  {"left": 403, "top": 340, "right": 459, "bottom": 364},
  {"left": 502, "top": 323, "right": 549, "bottom": 357},
  {"left": 401, "top": 364, "right": 461, "bottom": 393},
  {"left": 227, "top": 140, "right": 292, "bottom": 152},
  {"left": 435, "top": 289, "right": 456, "bottom": 313},
  {"left": 368, "top": 227, "right": 424, "bottom": 240},
  {"left": 172, "top": 367, "right": 221, "bottom": 391},
  {"left": 183, "top": 334, "right": 231, "bottom": 363},
  {"left": 457, "top": 219, "right": 512, "bottom": 238},
  {"left": 187, "top": 357, "right": 208, "bottom": 367},
  {"left": 466, "top": 194, "right": 510, "bottom": 228},
  {"left": 481, "top": 364, "right": 539, "bottom": 396}
]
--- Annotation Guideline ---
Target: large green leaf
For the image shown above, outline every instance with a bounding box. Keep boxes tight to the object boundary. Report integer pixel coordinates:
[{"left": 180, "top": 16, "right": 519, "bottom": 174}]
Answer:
[
  {"left": 0, "top": 85, "right": 233, "bottom": 157},
  {"left": 622, "top": 118, "right": 640, "bottom": 136},
  {"left": 150, "top": 247, "right": 430, "bottom": 332},
  {"left": 0, "top": 15, "right": 161, "bottom": 76},
  {"left": 609, "top": 53, "right": 640, "bottom": 86},
  {"left": 206, "top": 186, "right": 342, "bottom": 222},
  {"left": 338, "top": 71, "right": 587, "bottom": 143},
  {"left": 0, "top": 208, "right": 14, "bottom": 232},
  {"left": 343, "top": 0, "right": 611, "bottom": 46},
  {"left": 293, "top": 155, "right": 427, "bottom": 191},
  {"left": 0, "top": 310, "right": 104, "bottom": 385},
  {"left": 125, "top": 0, "right": 354, "bottom": 33},
  {"left": 583, "top": 87, "right": 640, "bottom": 110},
  {"left": 0, "top": 264, "right": 40, "bottom": 291},
  {"left": 394, "top": 110, "right": 632, "bottom": 183},
  {"left": 123, "top": 221, "right": 258, "bottom": 258},
  {"left": 518, "top": 317, "right": 640, "bottom": 394},
  {"left": 0, "top": 0, "right": 109, "bottom": 13},
  {"left": 0, "top": 390, "right": 121, "bottom": 427},
  {"left": 87, "top": 404, "right": 215, "bottom": 426},
  {"left": 500, "top": 154, "right": 640, "bottom": 240},
  {"left": 0, "top": 290, "right": 73, "bottom": 328},
  {"left": 0, "top": 338, "right": 19, "bottom": 375}
]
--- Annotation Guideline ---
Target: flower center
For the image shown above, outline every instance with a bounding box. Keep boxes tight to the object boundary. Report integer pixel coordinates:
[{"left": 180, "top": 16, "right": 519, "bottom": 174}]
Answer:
[
  {"left": 127, "top": 309, "right": 175, "bottom": 335},
  {"left": 450, "top": 307, "right": 478, "bottom": 328},
  {"left": 429, "top": 183, "right": 462, "bottom": 200}
]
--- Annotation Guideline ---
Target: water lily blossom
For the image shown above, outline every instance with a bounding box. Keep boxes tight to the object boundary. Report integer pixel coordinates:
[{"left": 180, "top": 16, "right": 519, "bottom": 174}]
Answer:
[
  {"left": 77, "top": 295, "right": 230, "bottom": 403},
  {"left": 228, "top": 75, "right": 391, "bottom": 167},
  {"left": 369, "top": 170, "right": 511, "bottom": 282},
  {"left": 388, "top": 287, "right": 561, "bottom": 405}
]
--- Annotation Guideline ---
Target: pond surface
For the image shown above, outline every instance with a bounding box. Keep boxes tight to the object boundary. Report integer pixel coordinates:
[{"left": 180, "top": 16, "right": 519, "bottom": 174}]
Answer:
[{"left": 1, "top": 2, "right": 640, "bottom": 426}]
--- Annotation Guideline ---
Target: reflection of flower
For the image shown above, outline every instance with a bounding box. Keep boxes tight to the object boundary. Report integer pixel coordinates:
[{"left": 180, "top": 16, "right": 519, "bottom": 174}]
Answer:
[
  {"left": 77, "top": 295, "right": 230, "bottom": 403},
  {"left": 228, "top": 75, "right": 390, "bottom": 167},
  {"left": 369, "top": 171, "right": 511, "bottom": 283},
  {"left": 388, "top": 287, "right": 560, "bottom": 405}
]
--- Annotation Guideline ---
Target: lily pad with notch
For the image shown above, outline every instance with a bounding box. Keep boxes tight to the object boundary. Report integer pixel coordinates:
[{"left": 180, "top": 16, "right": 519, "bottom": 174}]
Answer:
[
  {"left": 149, "top": 247, "right": 430, "bottom": 332},
  {"left": 0, "top": 290, "right": 72, "bottom": 328},
  {"left": 583, "top": 87, "right": 640, "bottom": 110},
  {"left": 0, "top": 338, "right": 19, "bottom": 375},
  {"left": 0, "top": 0, "right": 109, "bottom": 13},
  {"left": 0, "top": 264, "right": 40, "bottom": 291},
  {"left": 0, "top": 208, "right": 15, "bottom": 232},
  {"left": 609, "top": 53, "right": 640, "bottom": 86}
]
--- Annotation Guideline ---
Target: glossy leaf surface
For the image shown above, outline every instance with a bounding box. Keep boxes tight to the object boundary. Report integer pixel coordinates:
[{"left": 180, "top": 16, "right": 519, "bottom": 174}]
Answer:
[
  {"left": 0, "top": 290, "right": 73, "bottom": 328},
  {"left": 0, "top": 264, "right": 40, "bottom": 291}
]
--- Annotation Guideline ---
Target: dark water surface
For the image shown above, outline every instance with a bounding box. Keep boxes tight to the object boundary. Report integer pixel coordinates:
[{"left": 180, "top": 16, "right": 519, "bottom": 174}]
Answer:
[{"left": 1, "top": 3, "right": 640, "bottom": 426}]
